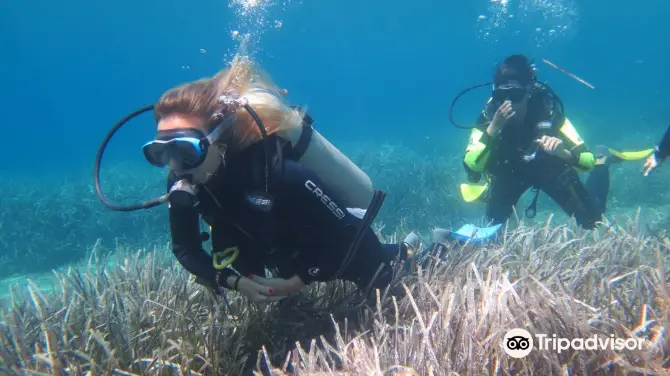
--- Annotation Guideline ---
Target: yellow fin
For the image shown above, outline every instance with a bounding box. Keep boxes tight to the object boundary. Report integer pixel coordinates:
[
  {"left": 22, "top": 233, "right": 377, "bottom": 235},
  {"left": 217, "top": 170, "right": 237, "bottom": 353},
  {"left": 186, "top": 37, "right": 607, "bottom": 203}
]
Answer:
[
  {"left": 607, "top": 147, "right": 655, "bottom": 161},
  {"left": 460, "top": 183, "right": 488, "bottom": 203}
]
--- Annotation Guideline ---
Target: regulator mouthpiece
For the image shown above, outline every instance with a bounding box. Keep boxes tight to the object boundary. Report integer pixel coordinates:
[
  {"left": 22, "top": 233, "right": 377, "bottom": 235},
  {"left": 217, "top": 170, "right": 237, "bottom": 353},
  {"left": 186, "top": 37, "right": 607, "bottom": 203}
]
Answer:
[{"left": 169, "top": 179, "right": 200, "bottom": 207}]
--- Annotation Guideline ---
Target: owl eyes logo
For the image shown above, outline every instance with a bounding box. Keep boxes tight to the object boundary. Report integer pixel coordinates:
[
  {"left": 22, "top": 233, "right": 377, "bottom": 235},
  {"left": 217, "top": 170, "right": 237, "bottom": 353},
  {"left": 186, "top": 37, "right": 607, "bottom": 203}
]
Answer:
[{"left": 502, "top": 328, "right": 534, "bottom": 358}]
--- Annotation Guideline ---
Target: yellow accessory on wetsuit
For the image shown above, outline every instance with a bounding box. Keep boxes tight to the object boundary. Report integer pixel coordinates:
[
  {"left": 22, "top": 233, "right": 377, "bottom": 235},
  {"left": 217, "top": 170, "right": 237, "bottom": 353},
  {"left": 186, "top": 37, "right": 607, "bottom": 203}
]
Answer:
[
  {"left": 212, "top": 246, "right": 240, "bottom": 270},
  {"left": 207, "top": 225, "right": 240, "bottom": 269}
]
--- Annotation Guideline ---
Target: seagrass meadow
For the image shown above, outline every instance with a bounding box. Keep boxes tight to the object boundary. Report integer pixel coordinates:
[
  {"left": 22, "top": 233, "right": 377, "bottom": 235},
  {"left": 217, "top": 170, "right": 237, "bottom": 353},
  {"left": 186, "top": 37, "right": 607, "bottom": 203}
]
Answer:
[{"left": 0, "top": 141, "right": 669, "bottom": 375}]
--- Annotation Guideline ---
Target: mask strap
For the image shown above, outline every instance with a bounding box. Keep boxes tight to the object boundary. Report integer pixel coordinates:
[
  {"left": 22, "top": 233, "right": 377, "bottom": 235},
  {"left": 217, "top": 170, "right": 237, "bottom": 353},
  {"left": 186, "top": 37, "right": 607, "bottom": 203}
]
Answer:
[{"left": 205, "top": 115, "right": 234, "bottom": 145}]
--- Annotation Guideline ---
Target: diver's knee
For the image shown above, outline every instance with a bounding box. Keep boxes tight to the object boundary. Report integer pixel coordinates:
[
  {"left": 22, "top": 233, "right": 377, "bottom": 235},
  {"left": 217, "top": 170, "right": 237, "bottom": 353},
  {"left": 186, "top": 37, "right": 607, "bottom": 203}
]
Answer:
[
  {"left": 382, "top": 243, "right": 408, "bottom": 261},
  {"left": 486, "top": 209, "right": 509, "bottom": 224},
  {"left": 576, "top": 212, "right": 602, "bottom": 230}
]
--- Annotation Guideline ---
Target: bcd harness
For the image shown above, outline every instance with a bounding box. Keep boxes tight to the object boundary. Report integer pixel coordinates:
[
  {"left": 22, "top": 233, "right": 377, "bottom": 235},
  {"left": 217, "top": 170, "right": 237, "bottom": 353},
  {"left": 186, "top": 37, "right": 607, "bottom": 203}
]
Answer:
[
  {"left": 197, "top": 108, "right": 386, "bottom": 279},
  {"left": 198, "top": 106, "right": 316, "bottom": 271}
]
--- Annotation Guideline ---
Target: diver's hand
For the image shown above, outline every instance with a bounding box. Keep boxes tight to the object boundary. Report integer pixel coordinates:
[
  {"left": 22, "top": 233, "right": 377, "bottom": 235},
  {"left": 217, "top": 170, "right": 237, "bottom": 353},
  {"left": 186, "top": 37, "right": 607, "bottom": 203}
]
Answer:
[
  {"left": 643, "top": 153, "right": 661, "bottom": 176},
  {"left": 224, "top": 275, "right": 286, "bottom": 303},
  {"left": 487, "top": 100, "right": 515, "bottom": 136},
  {"left": 247, "top": 274, "right": 306, "bottom": 296},
  {"left": 535, "top": 136, "right": 567, "bottom": 157}
]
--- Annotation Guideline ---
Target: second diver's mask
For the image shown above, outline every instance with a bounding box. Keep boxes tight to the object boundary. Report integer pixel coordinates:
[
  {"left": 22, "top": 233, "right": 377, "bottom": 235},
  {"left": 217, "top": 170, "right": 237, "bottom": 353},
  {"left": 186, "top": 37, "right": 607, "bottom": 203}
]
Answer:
[
  {"left": 485, "top": 82, "right": 531, "bottom": 121},
  {"left": 449, "top": 56, "right": 564, "bottom": 132},
  {"left": 492, "top": 83, "right": 529, "bottom": 103}
]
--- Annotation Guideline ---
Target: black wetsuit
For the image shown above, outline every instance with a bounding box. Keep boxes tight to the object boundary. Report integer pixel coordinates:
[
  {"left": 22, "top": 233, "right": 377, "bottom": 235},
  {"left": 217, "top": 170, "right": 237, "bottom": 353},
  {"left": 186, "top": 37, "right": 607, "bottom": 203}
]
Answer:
[
  {"left": 469, "top": 101, "right": 610, "bottom": 230},
  {"left": 167, "top": 135, "right": 406, "bottom": 293},
  {"left": 654, "top": 124, "right": 670, "bottom": 161}
]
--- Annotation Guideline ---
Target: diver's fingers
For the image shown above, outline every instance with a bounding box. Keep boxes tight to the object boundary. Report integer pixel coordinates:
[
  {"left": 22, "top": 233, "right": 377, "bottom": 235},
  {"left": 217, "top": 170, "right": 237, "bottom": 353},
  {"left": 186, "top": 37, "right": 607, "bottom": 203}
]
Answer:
[
  {"left": 643, "top": 163, "right": 654, "bottom": 176},
  {"left": 247, "top": 274, "right": 273, "bottom": 286},
  {"left": 246, "top": 293, "right": 286, "bottom": 304},
  {"left": 546, "top": 140, "right": 555, "bottom": 151},
  {"left": 252, "top": 293, "right": 287, "bottom": 303},
  {"left": 643, "top": 155, "right": 658, "bottom": 176},
  {"left": 499, "top": 101, "right": 512, "bottom": 114},
  {"left": 237, "top": 278, "right": 275, "bottom": 296},
  {"left": 545, "top": 140, "right": 554, "bottom": 151},
  {"left": 249, "top": 281, "right": 276, "bottom": 295},
  {"left": 247, "top": 275, "right": 293, "bottom": 294},
  {"left": 496, "top": 105, "right": 506, "bottom": 117}
]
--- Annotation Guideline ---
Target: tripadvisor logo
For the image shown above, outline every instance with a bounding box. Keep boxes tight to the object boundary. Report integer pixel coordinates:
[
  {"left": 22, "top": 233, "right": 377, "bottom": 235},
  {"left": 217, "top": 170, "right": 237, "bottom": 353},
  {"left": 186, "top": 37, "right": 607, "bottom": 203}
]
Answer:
[
  {"left": 502, "top": 328, "right": 644, "bottom": 358},
  {"left": 503, "top": 328, "right": 533, "bottom": 358}
]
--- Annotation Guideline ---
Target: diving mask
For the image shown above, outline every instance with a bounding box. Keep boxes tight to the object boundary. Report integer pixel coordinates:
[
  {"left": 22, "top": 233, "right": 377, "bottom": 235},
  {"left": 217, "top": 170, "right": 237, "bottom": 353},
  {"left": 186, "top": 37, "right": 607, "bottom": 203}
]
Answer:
[
  {"left": 143, "top": 128, "right": 211, "bottom": 170},
  {"left": 95, "top": 92, "right": 273, "bottom": 212},
  {"left": 492, "top": 83, "right": 529, "bottom": 103}
]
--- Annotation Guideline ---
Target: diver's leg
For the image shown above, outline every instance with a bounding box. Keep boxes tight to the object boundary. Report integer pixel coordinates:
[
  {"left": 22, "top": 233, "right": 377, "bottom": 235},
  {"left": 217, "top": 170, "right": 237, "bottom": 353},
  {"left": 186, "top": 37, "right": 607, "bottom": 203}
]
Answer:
[
  {"left": 538, "top": 167, "right": 603, "bottom": 229},
  {"left": 581, "top": 145, "right": 615, "bottom": 215},
  {"left": 339, "top": 239, "right": 408, "bottom": 292},
  {"left": 584, "top": 163, "right": 610, "bottom": 215},
  {"left": 485, "top": 176, "right": 530, "bottom": 224}
]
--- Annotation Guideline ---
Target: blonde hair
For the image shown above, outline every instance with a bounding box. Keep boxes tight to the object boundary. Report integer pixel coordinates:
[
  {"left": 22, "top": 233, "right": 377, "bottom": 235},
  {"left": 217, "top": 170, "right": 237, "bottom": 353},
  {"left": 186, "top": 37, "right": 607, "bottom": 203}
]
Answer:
[{"left": 154, "top": 54, "right": 304, "bottom": 152}]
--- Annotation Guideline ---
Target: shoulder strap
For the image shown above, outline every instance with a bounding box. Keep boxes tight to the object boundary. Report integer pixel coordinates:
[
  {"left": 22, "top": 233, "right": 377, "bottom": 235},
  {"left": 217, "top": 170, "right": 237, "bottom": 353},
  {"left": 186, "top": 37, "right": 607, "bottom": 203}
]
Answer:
[{"left": 285, "top": 106, "right": 314, "bottom": 161}]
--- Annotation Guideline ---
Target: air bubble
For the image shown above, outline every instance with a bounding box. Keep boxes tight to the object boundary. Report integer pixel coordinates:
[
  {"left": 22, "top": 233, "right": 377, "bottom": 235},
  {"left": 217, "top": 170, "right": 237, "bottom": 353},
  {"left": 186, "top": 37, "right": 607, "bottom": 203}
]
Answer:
[{"left": 477, "top": 0, "right": 579, "bottom": 47}]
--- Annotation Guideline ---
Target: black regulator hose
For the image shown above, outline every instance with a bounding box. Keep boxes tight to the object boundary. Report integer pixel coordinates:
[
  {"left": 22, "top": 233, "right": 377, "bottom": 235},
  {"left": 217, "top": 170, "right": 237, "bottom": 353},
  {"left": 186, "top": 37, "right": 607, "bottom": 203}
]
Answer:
[
  {"left": 448, "top": 82, "right": 494, "bottom": 129},
  {"left": 243, "top": 103, "right": 271, "bottom": 193},
  {"left": 449, "top": 81, "right": 565, "bottom": 130},
  {"left": 94, "top": 104, "right": 169, "bottom": 212}
]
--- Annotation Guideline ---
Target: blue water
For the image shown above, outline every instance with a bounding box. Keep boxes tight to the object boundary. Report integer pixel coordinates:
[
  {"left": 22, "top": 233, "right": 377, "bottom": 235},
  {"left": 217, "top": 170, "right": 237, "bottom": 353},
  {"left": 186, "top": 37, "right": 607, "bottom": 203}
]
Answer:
[
  {"left": 3, "top": 0, "right": 668, "bottom": 176},
  {"left": 1, "top": 0, "right": 670, "bottom": 277}
]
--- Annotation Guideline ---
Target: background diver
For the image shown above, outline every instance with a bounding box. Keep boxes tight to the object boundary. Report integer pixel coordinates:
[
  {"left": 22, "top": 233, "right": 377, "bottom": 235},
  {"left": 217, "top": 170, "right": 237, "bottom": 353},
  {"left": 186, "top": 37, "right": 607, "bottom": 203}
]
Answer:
[
  {"left": 120, "top": 56, "right": 421, "bottom": 303},
  {"left": 459, "top": 54, "right": 623, "bottom": 230},
  {"left": 643, "top": 123, "right": 670, "bottom": 176}
]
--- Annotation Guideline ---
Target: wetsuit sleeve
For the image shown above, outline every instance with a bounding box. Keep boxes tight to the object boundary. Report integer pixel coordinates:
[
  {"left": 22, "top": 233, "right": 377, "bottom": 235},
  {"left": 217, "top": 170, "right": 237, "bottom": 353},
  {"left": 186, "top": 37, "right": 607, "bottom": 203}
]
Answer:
[
  {"left": 168, "top": 204, "right": 237, "bottom": 289},
  {"left": 655, "top": 124, "right": 670, "bottom": 160},
  {"left": 279, "top": 160, "right": 384, "bottom": 284},
  {"left": 166, "top": 179, "right": 237, "bottom": 290},
  {"left": 463, "top": 112, "right": 496, "bottom": 177},
  {"left": 556, "top": 116, "right": 596, "bottom": 172}
]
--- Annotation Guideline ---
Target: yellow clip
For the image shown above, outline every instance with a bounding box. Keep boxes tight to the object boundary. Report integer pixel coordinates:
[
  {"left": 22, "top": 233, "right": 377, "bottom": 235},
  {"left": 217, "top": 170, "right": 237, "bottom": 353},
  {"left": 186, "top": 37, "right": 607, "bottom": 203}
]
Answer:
[{"left": 212, "top": 246, "right": 240, "bottom": 270}]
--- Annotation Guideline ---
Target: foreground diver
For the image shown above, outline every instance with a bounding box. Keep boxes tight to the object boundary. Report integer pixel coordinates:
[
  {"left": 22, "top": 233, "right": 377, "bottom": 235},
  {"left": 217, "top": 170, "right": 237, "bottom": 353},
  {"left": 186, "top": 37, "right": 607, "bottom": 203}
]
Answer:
[
  {"left": 135, "top": 56, "right": 416, "bottom": 302},
  {"left": 460, "top": 54, "right": 617, "bottom": 230},
  {"left": 643, "top": 124, "right": 670, "bottom": 176}
]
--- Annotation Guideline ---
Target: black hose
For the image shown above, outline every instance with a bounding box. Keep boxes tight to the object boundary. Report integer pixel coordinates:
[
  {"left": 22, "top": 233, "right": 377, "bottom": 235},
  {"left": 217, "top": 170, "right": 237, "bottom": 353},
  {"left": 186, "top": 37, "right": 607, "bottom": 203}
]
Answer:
[
  {"left": 332, "top": 189, "right": 386, "bottom": 279},
  {"left": 448, "top": 82, "right": 494, "bottom": 129},
  {"left": 94, "top": 104, "right": 169, "bottom": 211},
  {"left": 243, "top": 103, "right": 271, "bottom": 193}
]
